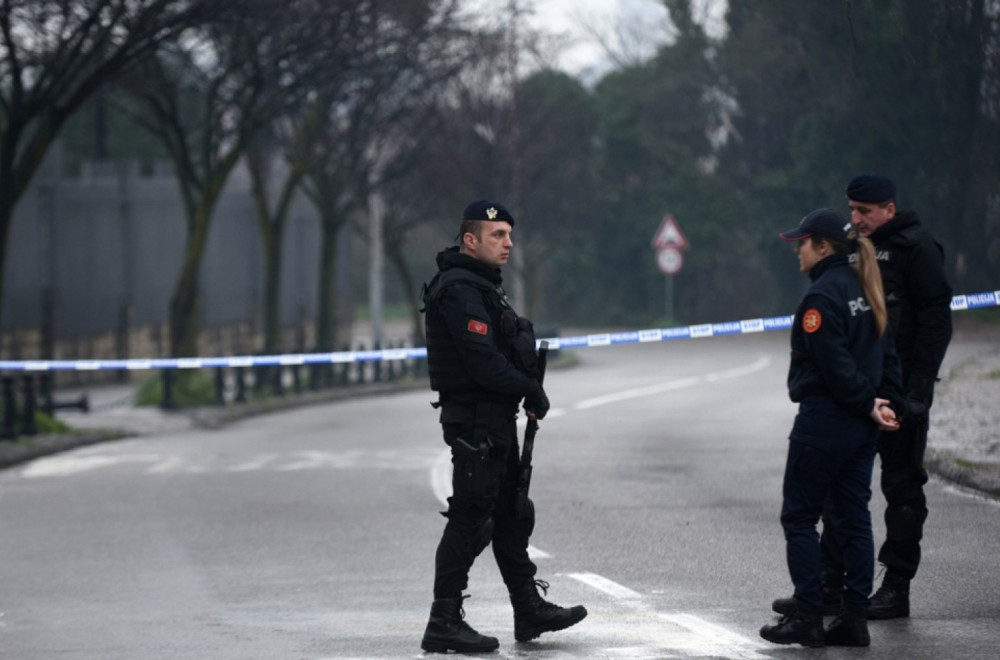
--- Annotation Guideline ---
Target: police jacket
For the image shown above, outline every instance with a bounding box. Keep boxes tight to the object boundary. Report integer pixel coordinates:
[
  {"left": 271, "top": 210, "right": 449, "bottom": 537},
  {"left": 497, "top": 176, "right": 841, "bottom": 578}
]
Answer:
[
  {"left": 868, "top": 212, "right": 952, "bottom": 402},
  {"left": 787, "top": 255, "right": 902, "bottom": 417},
  {"left": 422, "top": 247, "right": 542, "bottom": 420}
]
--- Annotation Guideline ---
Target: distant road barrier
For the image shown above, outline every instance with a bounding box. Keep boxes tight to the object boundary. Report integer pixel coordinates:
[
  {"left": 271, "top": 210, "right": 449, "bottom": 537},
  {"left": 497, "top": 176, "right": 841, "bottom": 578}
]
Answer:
[{"left": 0, "top": 290, "right": 997, "bottom": 372}]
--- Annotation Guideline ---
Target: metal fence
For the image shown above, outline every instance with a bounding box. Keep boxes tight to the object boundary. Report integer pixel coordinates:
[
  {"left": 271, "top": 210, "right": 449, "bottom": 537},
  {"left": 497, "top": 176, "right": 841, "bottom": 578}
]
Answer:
[{"left": 1, "top": 154, "right": 351, "bottom": 351}]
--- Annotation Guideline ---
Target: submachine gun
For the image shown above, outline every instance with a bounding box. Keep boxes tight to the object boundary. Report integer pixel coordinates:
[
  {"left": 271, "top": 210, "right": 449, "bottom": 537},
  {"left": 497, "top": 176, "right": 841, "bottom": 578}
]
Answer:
[{"left": 514, "top": 340, "right": 548, "bottom": 523}]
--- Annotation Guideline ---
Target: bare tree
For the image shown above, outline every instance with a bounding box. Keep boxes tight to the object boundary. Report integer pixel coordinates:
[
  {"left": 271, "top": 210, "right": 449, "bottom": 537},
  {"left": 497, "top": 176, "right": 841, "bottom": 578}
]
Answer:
[
  {"left": 242, "top": 3, "right": 370, "bottom": 355},
  {"left": 300, "top": 0, "right": 471, "bottom": 353},
  {"left": 0, "top": 0, "right": 218, "bottom": 331},
  {"left": 115, "top": 0, "right": 301, "bottom": 358}
]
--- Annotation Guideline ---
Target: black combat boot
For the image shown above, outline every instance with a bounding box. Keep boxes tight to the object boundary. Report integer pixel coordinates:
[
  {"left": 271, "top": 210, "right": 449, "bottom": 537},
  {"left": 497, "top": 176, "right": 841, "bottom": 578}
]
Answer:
[
  {"left": 509, "top": 580, "right": 587, "bottom": 642},
  {"left": 421, "top": 596, "right": 499, "bottom": 654},
  {"left": 771, "top": 591, "right": 842, "bottom": 617},
  {"left": 759, "top": 613, "right": 824, "bottom": 648},
  {"left": 824, "top": 613, "right": 870, "bottom": 647},
  {"left": 868, "top": 572, "right": 910, "bottom": 619}
]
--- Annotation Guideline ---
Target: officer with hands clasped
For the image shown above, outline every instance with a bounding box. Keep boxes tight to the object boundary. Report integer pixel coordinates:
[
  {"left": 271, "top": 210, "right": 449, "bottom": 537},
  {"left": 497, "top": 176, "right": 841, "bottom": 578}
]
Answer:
[
  {"left": 772, "top": 176, "right": 954, "bottom": 626},
  {"left": 419, "top": 200, "right": 587, "bottom": 654},
  {"left": 760, "top": 209, "right": 903, "bottom": 648}
]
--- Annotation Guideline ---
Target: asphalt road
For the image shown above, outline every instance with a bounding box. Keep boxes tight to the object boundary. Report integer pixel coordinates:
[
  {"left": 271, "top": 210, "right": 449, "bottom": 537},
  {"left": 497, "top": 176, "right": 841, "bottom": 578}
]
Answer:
[{"left": 1, "top": 332, "right": 998, "bottom": 659}]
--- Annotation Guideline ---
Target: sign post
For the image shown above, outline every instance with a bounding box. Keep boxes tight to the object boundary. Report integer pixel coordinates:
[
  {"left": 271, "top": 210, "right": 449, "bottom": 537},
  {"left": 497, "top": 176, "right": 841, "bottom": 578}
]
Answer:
[{"left": 652, "top": 214, "right": 689, "bottom": 320}]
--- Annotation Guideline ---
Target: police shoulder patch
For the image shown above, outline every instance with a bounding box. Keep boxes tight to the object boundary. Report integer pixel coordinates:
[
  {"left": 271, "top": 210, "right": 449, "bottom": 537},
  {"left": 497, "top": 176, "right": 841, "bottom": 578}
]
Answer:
[
  {"left": 467, "top": 319, "right": 488, "bottom": 335},
  {"left": 802, "top": 308, "right": 822, "bottom": 333}
]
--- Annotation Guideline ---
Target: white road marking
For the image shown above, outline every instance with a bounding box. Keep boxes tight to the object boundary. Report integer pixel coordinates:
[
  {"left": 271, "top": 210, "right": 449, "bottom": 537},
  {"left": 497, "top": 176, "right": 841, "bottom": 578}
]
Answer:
[
  {"left": 566, "top": 572, "right": 642, "bottom": 599},
  {"left": 19, "top": 448, "right": 442, "bottom": 479},
  {"left": 575, "top": 355, "right": 771, "bottom": 410},
  {"left": 146, "top": 455, "right": 191, "bottom": 474},
  {"left": 19, "top": 453, "right": 162, "bottom": 478},
  {"left": 560, "top": 573, "right": 770, "bottom": 658},
  {"left": 657, "top": 612, "right": 770, "bottom": 659},
  {"left": 431, "top": 447, "right": 452, "bottom": 506},
  {"left": 227, "top": 453, "right": 281, "bottom": 472}
]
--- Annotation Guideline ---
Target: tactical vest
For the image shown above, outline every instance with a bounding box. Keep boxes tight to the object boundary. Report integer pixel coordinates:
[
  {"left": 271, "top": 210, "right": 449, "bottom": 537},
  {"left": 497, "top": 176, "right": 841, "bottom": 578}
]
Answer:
[{"left": 421, "top": 267, "right": 539, "bottom": 402}]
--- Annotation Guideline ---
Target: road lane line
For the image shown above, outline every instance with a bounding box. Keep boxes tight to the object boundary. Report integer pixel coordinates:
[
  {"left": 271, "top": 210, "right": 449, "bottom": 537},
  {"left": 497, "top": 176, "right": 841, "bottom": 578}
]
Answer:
[
  {"left": 20, "top": 453, "right": 162, "bottom": 478},
  {"left": 657, "top": 612, "right": 770, "bottom": 659},
  {"left": 564, "top": 572, "right": 771, "bottom": 658},
  {"left": 566, "top": 572, "right": 642, "bottom": 599},
  {"left": 567, "top": 572, "right": 770, "bottom": 659},
  {"left": 575, "top": 354, "right": 771, "bottom": 411},
  {"left": 431, "top": 447, "right": 452, "bottom": 506},
  {"left": 146, "top": 455, "right": 188, "bottom": 473}
]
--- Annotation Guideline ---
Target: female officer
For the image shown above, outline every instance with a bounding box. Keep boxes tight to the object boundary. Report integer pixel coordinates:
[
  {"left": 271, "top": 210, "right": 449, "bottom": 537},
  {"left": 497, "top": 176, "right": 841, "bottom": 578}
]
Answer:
[{"left": 760, "top": 208, "right": 902, "bottom": 648}]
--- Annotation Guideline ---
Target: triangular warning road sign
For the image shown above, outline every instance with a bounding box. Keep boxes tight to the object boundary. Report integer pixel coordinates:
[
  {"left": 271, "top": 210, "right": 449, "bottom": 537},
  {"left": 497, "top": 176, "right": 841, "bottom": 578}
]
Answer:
[{"left": 652, "top": 215, "right": 688, "bottom": 249}]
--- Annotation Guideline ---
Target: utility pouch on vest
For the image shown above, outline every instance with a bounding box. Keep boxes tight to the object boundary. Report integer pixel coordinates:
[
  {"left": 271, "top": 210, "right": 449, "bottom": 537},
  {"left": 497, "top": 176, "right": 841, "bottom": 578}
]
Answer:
[{"left": 504, "top": 313, "right": 539, "bottom": 379}]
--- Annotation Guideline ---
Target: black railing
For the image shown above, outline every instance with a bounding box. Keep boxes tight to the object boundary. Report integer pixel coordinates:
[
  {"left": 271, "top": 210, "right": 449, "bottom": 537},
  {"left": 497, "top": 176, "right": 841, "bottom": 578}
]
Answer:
[{"left": 1, "top": 340, "right": 426, "bottom": 436}]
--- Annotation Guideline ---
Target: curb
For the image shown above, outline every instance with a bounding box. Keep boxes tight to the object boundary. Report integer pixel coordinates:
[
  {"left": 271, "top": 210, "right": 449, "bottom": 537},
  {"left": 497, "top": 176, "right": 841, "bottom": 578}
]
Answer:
[
  {"left": 0, "top": 378, "right": 429, "bottom": 472},
  {"left": 925, "top": 448, "right": 1000, "bottom": 500}
]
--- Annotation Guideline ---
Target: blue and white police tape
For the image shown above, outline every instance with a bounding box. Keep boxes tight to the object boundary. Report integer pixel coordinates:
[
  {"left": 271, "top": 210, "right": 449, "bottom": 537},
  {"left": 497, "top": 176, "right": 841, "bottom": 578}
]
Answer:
[{"left": 1, "top": 290, "right": 997, "bottom": 372}]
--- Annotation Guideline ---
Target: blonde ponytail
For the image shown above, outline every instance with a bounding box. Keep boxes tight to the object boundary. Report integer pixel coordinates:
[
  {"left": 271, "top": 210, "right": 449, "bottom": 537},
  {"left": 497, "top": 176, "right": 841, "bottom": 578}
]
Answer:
[{"left": 852, "top": 236, "right": 888, "bottom": 335}]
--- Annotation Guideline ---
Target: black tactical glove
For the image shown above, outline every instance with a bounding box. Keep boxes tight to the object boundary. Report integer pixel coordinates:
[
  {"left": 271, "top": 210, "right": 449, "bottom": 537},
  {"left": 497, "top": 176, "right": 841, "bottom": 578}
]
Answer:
[
  {"left": 900, "top": 374, "right": 934, "bottom": 429},
  {"left": 524, "top": 386, "right": 550, "bottom": 420},
  {"left": 900, "top": 396, "right": 928, "bottom": 429}
]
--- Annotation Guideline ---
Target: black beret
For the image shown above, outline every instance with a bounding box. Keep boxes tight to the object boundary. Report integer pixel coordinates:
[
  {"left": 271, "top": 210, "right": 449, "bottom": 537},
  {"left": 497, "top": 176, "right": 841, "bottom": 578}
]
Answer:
[
  {"left": 779, "top": 208, "right": 852, "bottom": 242},
  {"left": 846, "top": 174, "right": 896, "bottom": 203},
  {"left": 462, "top": 200, "right": 514, "bottom": 225}
]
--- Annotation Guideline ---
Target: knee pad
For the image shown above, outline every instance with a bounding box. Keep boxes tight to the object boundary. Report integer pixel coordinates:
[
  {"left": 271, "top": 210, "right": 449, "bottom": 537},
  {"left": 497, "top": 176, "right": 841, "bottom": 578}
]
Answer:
[
  {"left": 519, "top": 497, "right": 536, "bottom": 538},
  {"left": 885, "top": 505, "right": 926, "bottom": 541}
]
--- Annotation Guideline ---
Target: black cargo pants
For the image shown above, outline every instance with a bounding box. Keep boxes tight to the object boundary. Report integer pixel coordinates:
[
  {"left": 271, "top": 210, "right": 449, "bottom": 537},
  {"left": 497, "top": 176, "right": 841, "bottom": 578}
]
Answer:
[{"left": 432, "top": 404, "right": 537, "bottom": 600}]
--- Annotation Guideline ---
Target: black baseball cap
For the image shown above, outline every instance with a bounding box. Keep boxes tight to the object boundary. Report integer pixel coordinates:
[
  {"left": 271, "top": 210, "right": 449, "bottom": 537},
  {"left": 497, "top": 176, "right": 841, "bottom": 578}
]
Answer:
[{"left": 779, "top": 208, "right": 851, "bottom": 242}]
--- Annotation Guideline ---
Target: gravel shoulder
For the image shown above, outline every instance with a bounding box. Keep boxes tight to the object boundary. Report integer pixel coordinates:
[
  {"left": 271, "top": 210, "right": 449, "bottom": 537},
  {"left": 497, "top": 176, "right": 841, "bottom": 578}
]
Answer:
[{"left": 926, "top": 318, "right": 1000, "bottom": 499}]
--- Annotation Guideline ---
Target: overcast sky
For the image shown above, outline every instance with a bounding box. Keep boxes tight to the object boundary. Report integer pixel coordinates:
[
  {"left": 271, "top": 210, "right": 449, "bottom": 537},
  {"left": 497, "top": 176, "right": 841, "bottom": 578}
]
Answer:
[{"left": 461, "top": 0, "right": 727, "bottom": 81}]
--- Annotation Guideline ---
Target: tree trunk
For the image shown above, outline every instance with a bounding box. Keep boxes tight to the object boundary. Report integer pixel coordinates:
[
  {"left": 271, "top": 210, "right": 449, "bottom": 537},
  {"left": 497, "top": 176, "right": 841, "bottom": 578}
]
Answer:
[
  {"left": 263, "top": 226, "right": 285, "bottom": 353},
  {"left": 315, "top": 217, "right": 341, "bottom": 352},
  {"left": 386, "top": 240, "right": 424, "bottom": 346},
  {"left": 0, "top": 190, "right": 14, "bottom": 333},
  {"left": 169, "top": 198, "right": 216, "bottom": 358}
]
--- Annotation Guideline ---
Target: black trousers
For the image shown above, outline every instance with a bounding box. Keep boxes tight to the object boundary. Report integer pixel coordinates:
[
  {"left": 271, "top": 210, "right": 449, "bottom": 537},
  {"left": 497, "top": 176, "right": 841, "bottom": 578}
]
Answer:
[
  {"left": 781, "top": 396, "right": 879, "bottom": 616},
  {"left": 820, "top": 417, "right": 929, "bottom": 582},
  {"left": 432, "top": 414, "right": 536, "bottom": 600}
]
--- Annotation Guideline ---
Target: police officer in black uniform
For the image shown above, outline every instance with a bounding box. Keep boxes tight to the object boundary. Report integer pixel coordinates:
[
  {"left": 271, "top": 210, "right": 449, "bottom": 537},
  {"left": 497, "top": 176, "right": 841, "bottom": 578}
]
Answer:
[
  {"left": 760, "top": 208, "right": 902, "bottom": 648},
  {"left": 419, "top": 200, "right": 587, "bottom": 654},
  {"left": 844, "top": 175, "right": 953, "bottom": 619},
  {"left": 774, "top": 177, "right": 955, "bottom": 623},
  {"left": 831, "top": 175, "right": 954, "bottom": 619}
]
